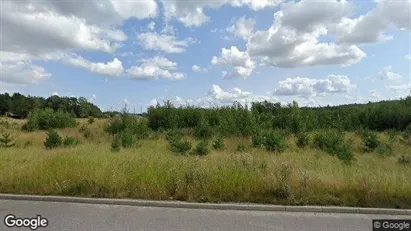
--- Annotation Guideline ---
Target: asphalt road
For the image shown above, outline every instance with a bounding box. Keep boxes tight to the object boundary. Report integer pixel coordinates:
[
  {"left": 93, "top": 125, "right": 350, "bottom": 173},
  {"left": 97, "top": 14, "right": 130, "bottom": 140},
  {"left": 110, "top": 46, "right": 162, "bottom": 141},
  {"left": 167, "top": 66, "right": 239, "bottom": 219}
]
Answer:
[{"left": 0, "top": 199, "right": 410, "bottom": 231}]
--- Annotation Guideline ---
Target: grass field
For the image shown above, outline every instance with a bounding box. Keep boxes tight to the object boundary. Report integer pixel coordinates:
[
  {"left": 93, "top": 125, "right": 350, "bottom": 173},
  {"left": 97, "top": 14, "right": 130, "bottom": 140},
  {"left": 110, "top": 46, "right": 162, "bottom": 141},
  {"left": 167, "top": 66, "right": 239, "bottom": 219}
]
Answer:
[{"left": 0, "top": 117, "right": 410, "bottom": 209}]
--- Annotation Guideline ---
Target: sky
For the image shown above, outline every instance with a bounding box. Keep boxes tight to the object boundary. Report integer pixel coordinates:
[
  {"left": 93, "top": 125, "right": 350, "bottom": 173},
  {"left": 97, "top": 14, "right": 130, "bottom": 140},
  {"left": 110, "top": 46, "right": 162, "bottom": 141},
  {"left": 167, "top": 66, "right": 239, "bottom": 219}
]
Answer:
[{"left": 0, "top": 0, "right": 410, "bottom": 112}]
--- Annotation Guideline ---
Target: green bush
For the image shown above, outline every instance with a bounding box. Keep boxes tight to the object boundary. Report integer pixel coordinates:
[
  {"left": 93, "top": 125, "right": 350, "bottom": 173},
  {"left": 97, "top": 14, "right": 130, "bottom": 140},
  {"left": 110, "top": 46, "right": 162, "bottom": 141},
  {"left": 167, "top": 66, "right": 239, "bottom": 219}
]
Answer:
[
  {"left": 359, "top": 129, "right": 380, "bottom": 152},
  {"left": 105, "top": 117, "right": 123, "bottom": 135},
  {"left": 44, "top": 130, "right": 62, "bottom": 149},
  {"left": 23, "top": 108, "right": 76, "bottom": 131},
  {"left": 111, "top": 134, "right": 121, "bottom": 152},
  {"left": 296, "top": 132, "right": 310, "bottom": 148},
  {"left": 166, "top": 129, "right": 183, "bottom": 142},
  {"left": 169, "top": 139, "right": 192, "bottom": 154},
  {"left": 313, "top": 130, "right": 354, "bottom": 164},
  {"left": 252, "top": 132, "right": 265, "bottom": 148},
  {"left": 0, "top": 132, "right": 15, "bottom": 148},
  {"left": 121, "top": 129, "right": 134, "bottom": 148},
  {"left": 376, "top": 143, "right": 393, "bottom": 156},
  {"left": 193, "top": 140, "right": 209, "bottom": 156},
  {"left": 212, "top": 136, "right": 225, "bottom": 150},
  {"left": 194, "top": 122, "right": 213, "bottom": 140},
  {"left": 63, "top": 136, "right": 79, "bottom": 147},
  {"left": 264, "top": 130, "right": 286, "bottom": 152}
]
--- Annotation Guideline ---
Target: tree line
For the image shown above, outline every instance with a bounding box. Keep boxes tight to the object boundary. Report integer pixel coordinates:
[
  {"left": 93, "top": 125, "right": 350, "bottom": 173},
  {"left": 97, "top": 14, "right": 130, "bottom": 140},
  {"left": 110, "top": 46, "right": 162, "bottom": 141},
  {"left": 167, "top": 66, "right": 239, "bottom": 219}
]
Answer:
[
  {"left": 147, "top": 97, "right": 411, "bottom": 134},
  {"left": 0, "top": 93, "right": 102, "bottom": 118}
]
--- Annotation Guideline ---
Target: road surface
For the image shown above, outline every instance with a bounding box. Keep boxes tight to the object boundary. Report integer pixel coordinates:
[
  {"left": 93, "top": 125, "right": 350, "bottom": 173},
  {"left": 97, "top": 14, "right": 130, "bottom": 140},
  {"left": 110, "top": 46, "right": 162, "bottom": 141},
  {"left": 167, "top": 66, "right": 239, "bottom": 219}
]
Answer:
[{"left": 0, "top": 199, "right": 409, "bottom": 231}]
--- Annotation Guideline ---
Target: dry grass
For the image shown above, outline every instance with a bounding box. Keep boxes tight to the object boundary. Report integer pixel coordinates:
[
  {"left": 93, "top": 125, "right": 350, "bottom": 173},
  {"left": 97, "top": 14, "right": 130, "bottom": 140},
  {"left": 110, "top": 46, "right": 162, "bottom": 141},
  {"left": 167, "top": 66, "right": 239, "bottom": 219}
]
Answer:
[{"left": 0, "top": 117, "right": 410, "bottom": 208}]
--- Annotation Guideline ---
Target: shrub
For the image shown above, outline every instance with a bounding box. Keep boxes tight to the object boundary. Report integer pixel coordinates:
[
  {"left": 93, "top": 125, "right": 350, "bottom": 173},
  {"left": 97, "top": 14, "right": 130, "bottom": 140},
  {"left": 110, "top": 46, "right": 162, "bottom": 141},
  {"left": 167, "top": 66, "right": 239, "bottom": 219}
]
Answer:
[
  {"left": 359, "top": 129, "right": 380, "bottom": 152},
  {"left": 23, "top": 108, "right": 76, "bottom": 131},
  {"left": 111, "top": 134, "right": 121, "bottom": 152},
  {"left": 236, "top": 143, "right": 246, "bottom": 153},
  {"left": 397, "top": 155, "right": 411, "bottom": 165},
  {"left": 166, "top": 129, "right": 183, "bottom": 142},
  {"left": 376, "top": 143, "right": 393, "bottom": 156},
  {"left": 296, "top": 132, "right": 310, "bottom": 148},
  {"left": 313, "top": 130, "right": 354, "bottom": 164},
  {"left": 44, "top": 130, "right": 62, "bottom": 149},
  {"left": 88, "top": 117, "right": 95, "bottom": 124},
  {"left": 252, "top": 132, "right": 265, "bottom": 148},
  {"left": 193, "top": 140, "right": 209, "bottom": 156},
  {"left": 121, "top": 129, "right": 134, "bottom": 148},
  {"left": 169, "top": 139, "right": 192, "bottom": 154},
  {"left": 194, "top": 122, "right": 213, "bottom": 140},
  {"left": 105, "top": 117, "right": 123, "bottom": 135},
  {"left": 63, "top": 136, "right": 79, "bottom": 147},
  {"left": 264, "top": 130, "right": 286, "bottom": 152},
  {"left": 79, "top": 125, "right": 92, "bottom": 138},
  {"left": 212, "top": 136, "right": 225, "bottom": 150},
  {"left": 0, "top": 132, "right": 15, "bottom": 148}
]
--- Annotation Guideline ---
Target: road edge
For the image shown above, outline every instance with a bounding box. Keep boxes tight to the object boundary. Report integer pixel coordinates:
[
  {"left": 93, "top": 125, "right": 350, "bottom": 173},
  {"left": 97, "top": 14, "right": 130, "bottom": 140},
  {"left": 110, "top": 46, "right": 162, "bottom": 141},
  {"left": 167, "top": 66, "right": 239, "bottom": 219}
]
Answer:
[{"left": 0, "top": 194, "right": 409, "bottom": 215}]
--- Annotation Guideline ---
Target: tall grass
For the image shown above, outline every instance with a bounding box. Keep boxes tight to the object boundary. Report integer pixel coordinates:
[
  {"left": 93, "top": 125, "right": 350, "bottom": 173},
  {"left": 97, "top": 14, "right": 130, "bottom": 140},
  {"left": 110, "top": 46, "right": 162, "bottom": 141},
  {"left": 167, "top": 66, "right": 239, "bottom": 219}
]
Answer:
[{"left": 0, "top": 117, "right": 410, "bottom": 208}]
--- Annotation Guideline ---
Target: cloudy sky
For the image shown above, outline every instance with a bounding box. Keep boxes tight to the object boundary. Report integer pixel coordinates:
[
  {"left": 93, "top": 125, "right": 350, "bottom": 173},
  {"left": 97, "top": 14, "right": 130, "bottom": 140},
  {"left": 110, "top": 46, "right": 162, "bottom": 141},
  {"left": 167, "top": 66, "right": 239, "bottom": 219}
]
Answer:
[{"left": 0, "top": 0, "right": 410, "bottom": 111}]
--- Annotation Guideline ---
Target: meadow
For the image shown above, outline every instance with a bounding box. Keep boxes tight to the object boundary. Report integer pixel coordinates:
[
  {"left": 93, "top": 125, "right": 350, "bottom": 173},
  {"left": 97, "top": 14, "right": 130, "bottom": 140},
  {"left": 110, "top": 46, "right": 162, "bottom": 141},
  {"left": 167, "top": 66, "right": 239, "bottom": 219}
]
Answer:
[{"left": 0, "top": 114, "right": 410, "bottom": 209}]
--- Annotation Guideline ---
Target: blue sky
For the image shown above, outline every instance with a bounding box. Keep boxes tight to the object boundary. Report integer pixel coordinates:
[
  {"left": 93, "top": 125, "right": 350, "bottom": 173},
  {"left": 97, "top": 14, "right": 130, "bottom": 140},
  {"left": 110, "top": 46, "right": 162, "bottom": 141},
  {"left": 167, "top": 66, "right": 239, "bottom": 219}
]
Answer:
[{"left": 0, "top": 0, "right": 410, "bottom": 112}]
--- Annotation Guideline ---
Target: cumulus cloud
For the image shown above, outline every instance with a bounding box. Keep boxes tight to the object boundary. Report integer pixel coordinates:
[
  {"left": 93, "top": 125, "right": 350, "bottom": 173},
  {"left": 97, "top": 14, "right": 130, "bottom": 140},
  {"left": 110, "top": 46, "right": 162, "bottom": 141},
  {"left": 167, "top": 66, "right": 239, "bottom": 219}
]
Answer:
[
  {"left": 150, "top": 84, "right": 278, "bottom": 108},
  {"left": 63, "top": 55, "right": 124, "bottom": 76},
  {"left": 227, "top": 16, "right": 256, "bottom": 40},
  {"left": 137, "top": 32, "right": 195, "bottom": 53},
  {"left": 207, "top": 84, "right": 274, "bottom": 104},
  {"left": 161, "top": 0, "right": 281, "bottom": 27},
  {"left": 0, "top": 61, "right": 51, "bottom": 85},
  {"left": 378, "top": 66, "right": 403, "bottom": 81},
  {"left": 273, "top": 75, "right": 355, "bottom": 96},
  {"left": 332, "top": 0, "right": 410, "bottom": 45},
  {"left": 211, "top": 46, "right": 255, "bottom": 78},
  {"left": 0, "top": 0, "right": 157, "bottom": 84},
  {"left": 246, "top": 0, "right": 366, "bottom": 68},
  {"left": 126, "top": 56, "right": 186, "bottom": 80}
]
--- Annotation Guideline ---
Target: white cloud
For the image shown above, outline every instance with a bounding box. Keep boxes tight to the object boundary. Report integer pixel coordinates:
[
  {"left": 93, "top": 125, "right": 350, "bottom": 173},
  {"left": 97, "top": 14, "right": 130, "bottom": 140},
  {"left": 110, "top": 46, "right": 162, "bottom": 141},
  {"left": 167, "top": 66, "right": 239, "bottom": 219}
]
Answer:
[
  {"left": 386, "top": 84, "right": 411, "bottom": 95},
  {"left": 246, "top": 0, "right": 366, "bottom": 68},
  {"left": 64, "top": 55, "right": 124, "bottom": 76},
  {"left": 378, "top": 66, "right": 403, "bottom": 81},
  {"left": 192, "top": 65, "right": 209, "bottom": 73},
  {"left": 0, "top": 0, "right": 158, "bottom": 85},
  {"left": 0, "top": 61, "right": 51, "bottom": 85},
  {"left": 211, "top": 46, "right": 255, "bottom": 78},
  {"left": 273, "top": 75, "right": 355, "bottom": 96},
  {"left": 332, "top": 0, "right": 410, "bottom": 45},
  {"left": 126, "top": 56, "right": 186, "bottom": 80},
  {"left": 1, "top": 7, "right": 127, "bottom": 55},
  {"left": 137, "top": 32, "right": 195, "bottom": 53},
  {"left": 161, "top": 0, "right": 281, "bottom": 27},
  {"left": 52, "top": 92, "right": 59, "bottom": 96},
  {"left": 227, "top": 16, "right": 256, "bottom": 40},
  {"left": 207, "top": 84, "right": 274, "bottom": 104},
  {"left": 405, "top": 54, "right": 411, "bottom": 60}
]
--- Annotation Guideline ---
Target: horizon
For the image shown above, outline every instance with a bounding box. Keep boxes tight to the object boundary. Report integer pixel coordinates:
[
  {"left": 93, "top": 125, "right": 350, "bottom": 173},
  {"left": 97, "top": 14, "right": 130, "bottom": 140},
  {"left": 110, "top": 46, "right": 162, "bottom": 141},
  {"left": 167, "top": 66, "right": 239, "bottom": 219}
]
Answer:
[{"left": 1, "top": 0, "right": 411, "bottom": 112}]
